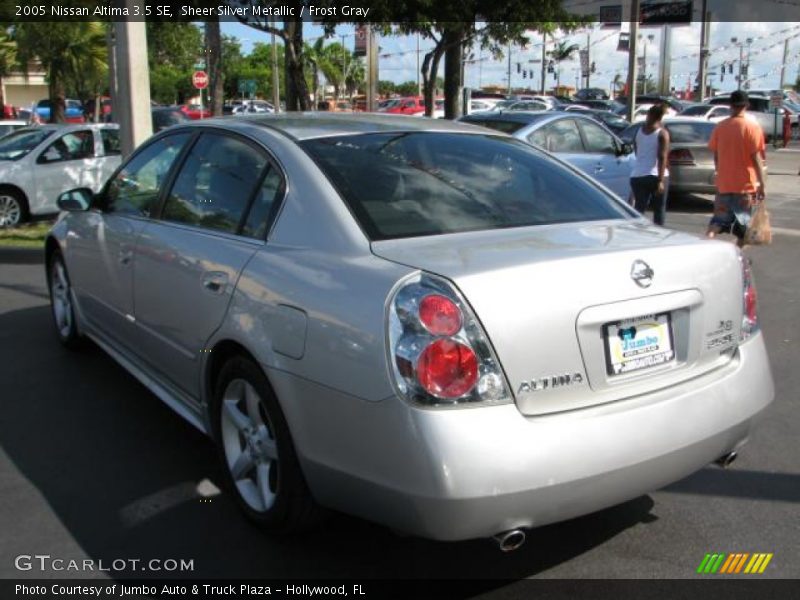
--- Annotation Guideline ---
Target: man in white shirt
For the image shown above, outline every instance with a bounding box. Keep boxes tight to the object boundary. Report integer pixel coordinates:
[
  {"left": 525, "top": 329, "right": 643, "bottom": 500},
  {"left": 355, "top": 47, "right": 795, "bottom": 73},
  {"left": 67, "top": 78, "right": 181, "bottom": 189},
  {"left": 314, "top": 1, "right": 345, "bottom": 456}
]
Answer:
[{"left": 630, "top": 104, "right": 671, "bottom": 226}]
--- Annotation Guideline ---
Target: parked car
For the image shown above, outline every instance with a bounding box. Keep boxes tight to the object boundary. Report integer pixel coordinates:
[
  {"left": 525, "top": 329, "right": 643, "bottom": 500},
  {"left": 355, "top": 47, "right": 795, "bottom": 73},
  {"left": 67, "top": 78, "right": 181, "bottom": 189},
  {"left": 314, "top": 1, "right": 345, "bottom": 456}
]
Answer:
[
  {"left": 461, "top": 111, "right": 634, "bottom": 199},
  {"left": 3, "top": 104, "right": 17, "bottom": 119},
  {"left": 0, "top": 124, "right": 120, "bottom": 227},
  {"left": 574, "top": 88, "right": 610, "bottom": 101},
  {"left": 707, "top": 94, "right": 790, "bottom": 139},
  {"left": 379, "top": 96, "right": 425, "bottom": 115},
  {"left": 505, "top": 100, "right": 550, "bottom": 112},
  {"left": 180, "top": 104, "right": 212, "bottom": 120},
  {"left": 580, "top": 109, "right": 631, "bottom": 136},
  {"left": 571, "top": 99, "right": 622, "bottom": 111},
  {"left": 152, "top": 107, "right": 191, "bottom": 132},
  {"left": 34, "top": 99, "right": 86, "bottom": 124},
  {"left": 0, "top": 120, "right": 28, "bottom": 138},
  {"left": 615, "top": 95, "right": 692, "bottom": 113},
  {"left": 233, "top": 100, "right": 275, "bottom": 115},
  {"left": 46, "top": 114, "right": 773, "bottom": 546},
  {"left": 678, "top": 103, "right": 732, "bottom": 123},
  {"left": 621, "top": 119, "right": 717, "bottom": 195}
]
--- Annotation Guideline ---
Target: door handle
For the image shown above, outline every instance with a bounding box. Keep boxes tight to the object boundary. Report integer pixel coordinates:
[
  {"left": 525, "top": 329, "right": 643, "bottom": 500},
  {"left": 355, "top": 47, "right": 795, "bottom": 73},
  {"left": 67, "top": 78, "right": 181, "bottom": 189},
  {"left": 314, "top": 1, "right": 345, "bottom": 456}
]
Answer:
[
  {"left": 202, "top": 271, "right": 228, "bottom": 294},
  {"left": 594, "top": 165, "right": 605, "bottom": 174}
]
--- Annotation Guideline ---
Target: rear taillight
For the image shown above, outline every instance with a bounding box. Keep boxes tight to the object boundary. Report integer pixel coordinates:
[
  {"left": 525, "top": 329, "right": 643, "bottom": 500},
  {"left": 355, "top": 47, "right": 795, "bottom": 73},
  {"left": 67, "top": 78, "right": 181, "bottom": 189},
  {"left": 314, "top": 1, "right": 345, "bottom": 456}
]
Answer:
[
  {"left": 669, "top": 148, "right": 695, "bottom": 165},
  {"left": 388, "top": 273, "right": 511, "bottom": 407},
  {"left": 740, "top": 255, "right": 759, "bottom": 340}
]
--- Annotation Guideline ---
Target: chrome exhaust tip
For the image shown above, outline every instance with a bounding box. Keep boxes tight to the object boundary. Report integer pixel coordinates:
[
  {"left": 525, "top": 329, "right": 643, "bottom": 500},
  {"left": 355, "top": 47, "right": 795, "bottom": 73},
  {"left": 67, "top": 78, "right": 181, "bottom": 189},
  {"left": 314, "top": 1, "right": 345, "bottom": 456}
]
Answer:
[
  {"left": 715, "top": 451, "right": 738, "bottom": 468},
  {"left": 492, "top": 529, "right": 526, "bottom": 552}
]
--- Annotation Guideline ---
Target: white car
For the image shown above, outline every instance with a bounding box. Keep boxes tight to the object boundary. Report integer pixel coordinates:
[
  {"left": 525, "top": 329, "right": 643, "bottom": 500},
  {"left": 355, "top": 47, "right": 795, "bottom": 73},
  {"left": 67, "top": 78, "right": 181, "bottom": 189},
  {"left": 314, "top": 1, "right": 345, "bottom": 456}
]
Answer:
[
  {"left": 233, "top": 100, "right": 275, "bottom": 115},
  {"left": 0, "top": 120, "right": 28, "bottom": 138},
  {"left": 675, "top": 103, "right": 732, "bottom": 123},
  {"left": 632, "top": 103, "right": 678, "bottom": 122},
  {"left": 0, "top": 123, "right": 121, "bottom": 227}
]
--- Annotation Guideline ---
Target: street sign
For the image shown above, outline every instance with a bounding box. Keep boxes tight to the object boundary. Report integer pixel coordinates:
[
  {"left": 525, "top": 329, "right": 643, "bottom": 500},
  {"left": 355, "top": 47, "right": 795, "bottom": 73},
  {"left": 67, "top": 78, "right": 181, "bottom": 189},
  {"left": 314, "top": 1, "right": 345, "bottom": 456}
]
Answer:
[
  {"left": 770, "top": 93, "right": 783, "bottom": 109},
  {"left": 193, "top": 71, "right": 209, "bottom": 90},
  {"left": 599, "top": 5, "right": 622, "bottom": 28},
  {"left": 640, "top": 0, "right": 692, "bottom": 25},
  {"left": 238, "top": 79, "right": 257, "bottom": 97}
]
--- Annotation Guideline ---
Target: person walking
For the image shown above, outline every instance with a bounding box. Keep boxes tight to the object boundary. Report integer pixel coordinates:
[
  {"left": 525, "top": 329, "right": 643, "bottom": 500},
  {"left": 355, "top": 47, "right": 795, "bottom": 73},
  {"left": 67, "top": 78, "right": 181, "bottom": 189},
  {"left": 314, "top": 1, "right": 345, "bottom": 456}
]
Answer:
[
  {"left": 706, "top": 91, "right": 767, "bottom": 247},
  {"left": 630, "top": 104, "right": 670, "bottom": 226}
]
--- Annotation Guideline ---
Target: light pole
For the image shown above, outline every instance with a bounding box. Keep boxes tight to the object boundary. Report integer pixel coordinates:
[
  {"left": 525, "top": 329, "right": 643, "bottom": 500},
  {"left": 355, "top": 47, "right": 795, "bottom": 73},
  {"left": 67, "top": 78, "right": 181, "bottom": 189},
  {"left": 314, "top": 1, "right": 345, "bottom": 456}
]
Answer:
[{"left": 639, "top": 33, "right": 655, "bottom": 94}]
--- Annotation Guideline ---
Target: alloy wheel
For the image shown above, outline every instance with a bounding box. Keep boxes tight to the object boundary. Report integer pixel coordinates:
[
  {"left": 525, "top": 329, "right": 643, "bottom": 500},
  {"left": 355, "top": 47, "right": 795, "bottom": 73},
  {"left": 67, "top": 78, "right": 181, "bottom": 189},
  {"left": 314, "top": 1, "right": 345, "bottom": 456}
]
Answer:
[{"left": 0, "top": 194, "right": 22, "bottom": 228}]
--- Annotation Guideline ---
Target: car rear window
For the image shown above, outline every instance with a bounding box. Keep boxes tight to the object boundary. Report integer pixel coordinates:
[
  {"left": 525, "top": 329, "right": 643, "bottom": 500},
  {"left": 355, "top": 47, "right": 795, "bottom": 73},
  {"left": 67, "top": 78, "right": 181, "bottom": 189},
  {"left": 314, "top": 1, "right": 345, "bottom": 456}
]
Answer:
[
  {"left": 301, "top": 132, "right": 633, "bottom": 241},
  {"left": 665, "top": 122, "right": 715, "bottom": 143}
]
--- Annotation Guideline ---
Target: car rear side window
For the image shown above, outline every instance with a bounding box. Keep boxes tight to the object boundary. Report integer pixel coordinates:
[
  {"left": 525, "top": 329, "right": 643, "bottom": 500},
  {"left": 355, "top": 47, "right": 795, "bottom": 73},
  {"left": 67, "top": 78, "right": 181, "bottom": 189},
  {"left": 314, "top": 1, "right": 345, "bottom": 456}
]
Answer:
[
  {"left": 579, "top": 120, "right": 617, "bottom": 154},
  {"left": 241, "top": 167, "right": 284, "bottom": 239},
  {"left": 162, "top": 132, "right": 267, "bottom": 235},
  {"left": 301, "top": 132, "right": 633, "bottom": 241},
  {"left": 104, "top": 133, "right": 191, "bottom": 217},
  {"left": 665, "top": 122, "right": 715, "bottom": 143}
]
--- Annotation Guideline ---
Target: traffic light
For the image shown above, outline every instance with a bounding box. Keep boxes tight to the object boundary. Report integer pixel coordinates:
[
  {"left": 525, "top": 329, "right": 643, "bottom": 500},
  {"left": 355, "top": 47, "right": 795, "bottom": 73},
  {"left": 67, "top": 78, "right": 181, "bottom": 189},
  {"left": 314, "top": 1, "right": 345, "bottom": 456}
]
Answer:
[
  {"left": 529, "top": 70, "right": 534, "bottom": 79},
  {"left": 591, "top": 62, "right": 596, "bottom": 74},
  {"left": 517, "top": 63, "right": 521, "bottom": 73},
  {"left": 729, "top": 63, "right": 734, "bottom": 74},
  {"left": 741, "top": 64, "right": 748, "bottom": 77},
  {"left": 523, "top": 70, "right": 527, "bottom": 78}
]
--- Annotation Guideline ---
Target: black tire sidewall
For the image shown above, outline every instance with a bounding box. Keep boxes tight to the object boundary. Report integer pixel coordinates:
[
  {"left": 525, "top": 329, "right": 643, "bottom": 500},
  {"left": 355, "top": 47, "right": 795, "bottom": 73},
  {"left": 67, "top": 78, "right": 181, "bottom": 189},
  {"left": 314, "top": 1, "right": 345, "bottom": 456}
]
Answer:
[{"left": 211, "top": 356, "right": 309, "bottom": 532}]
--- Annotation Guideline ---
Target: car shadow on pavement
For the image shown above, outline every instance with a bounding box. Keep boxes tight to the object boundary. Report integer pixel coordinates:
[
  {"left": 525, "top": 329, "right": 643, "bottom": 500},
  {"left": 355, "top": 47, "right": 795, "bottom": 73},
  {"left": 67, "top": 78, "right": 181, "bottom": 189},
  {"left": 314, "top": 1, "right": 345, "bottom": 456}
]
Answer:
[
  {"left": 667, "top": 192, "right": 714, "bottom": 214},
  {"left": 1, "top": 304, "right": 658, "bottom": 585},
  {"left": 663, "top": 467, "right": 800, "bottom": 503}
]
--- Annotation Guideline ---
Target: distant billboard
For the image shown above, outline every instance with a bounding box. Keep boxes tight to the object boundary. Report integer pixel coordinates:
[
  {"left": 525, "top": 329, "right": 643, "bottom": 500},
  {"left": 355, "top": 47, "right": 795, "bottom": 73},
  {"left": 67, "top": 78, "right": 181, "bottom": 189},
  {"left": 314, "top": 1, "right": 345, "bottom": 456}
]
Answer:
[
  {"left": 354, "top": 24, "right": 367, "bottom": 57},
  {"left": 599, "top": 5, "right": 622, "bottom": 28},
  {"left": 640, "top": 0, "right": 693, "bottom": 25}
]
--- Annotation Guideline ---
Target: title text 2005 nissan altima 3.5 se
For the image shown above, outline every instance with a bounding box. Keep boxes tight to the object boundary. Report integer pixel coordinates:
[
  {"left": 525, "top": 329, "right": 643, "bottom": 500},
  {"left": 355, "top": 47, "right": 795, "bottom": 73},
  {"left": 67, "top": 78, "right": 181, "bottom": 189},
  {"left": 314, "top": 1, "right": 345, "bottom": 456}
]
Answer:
[{"left": 46, "top": 114, "right": 773, "bottom": 550}]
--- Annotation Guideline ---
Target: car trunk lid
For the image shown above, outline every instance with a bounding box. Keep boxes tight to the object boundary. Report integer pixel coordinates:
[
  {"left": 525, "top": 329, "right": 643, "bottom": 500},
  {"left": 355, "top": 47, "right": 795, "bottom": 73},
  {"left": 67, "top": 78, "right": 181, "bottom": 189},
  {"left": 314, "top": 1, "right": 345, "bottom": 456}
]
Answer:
[{"left": 373, "top": 220, "right": 744, "bottom": 415}]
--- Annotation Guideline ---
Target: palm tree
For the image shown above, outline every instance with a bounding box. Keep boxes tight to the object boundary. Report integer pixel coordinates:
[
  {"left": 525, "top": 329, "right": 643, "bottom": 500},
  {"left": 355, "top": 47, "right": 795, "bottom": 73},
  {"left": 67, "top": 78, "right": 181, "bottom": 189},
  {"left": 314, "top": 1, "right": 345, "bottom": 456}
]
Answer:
[
  {"left": 0, "top": 28, "right": 17, "bottom": 113},
  {"left": 14, "top": 22, "right": 107, "bottom": 122},
  {"left": 549, "top": 41, "right": 580, "bottom": 94}
]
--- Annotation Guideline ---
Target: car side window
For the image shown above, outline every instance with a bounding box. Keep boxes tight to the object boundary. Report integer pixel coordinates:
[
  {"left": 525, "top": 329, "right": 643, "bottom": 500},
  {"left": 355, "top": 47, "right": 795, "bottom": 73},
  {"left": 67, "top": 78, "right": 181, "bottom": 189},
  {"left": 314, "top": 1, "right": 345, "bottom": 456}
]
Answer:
[
  {"left": 241, "top": 167, "right": 284, "bottom": 239},
  {"left": 101, "top": 129, "right": 121, "bottom": 155},
  {"left": 104, "top": 133, "right": 191, "bottom": 217},
  {"left": 579, "top": 120, "right": 618, "bottom": 154},
  {"left": 38, "top": 130, "right": 94, "bottom": 163},
  {"left": 537, "top": 120, "right": 584, "bottom": 153},
  {"left": 161, "top": 132, "right": 267, "bottom": 235}
]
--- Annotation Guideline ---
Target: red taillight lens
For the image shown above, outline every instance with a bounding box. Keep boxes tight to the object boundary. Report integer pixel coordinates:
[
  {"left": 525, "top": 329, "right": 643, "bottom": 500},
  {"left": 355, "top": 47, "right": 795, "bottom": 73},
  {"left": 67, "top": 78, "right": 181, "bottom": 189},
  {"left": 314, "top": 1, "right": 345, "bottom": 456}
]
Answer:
[
  {"left": 419, "top": 294, "right": 462, "bottom": 336},
  {"left": 669, "top": 148, "right": 695, "bottom": 165},
  {"left": 741, "top": 257, "right": 759, "bottom": 339},
  {"left": 417, "top": 339, "right": 478, "bottom": 399}
]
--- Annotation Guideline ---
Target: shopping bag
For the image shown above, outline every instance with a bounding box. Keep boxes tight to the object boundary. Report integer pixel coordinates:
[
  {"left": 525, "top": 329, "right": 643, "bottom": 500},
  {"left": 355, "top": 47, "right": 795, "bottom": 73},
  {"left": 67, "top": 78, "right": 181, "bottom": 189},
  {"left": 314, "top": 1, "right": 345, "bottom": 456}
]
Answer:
[{"left": 745, "top": 200, "right": 772, "bottom": 246}]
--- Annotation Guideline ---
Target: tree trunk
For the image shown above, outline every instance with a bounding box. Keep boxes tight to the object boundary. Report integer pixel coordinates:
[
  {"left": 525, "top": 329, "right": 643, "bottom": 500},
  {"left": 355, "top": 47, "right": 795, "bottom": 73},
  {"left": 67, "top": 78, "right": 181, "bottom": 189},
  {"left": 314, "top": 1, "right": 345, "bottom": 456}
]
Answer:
[
  {"left": 443, "top": 34, "right": 464, "bottom": 120},
  {"left": 0, "top": 77, "right": 5, "bottom": 113},
  {"left": 421, "top": 43, "right": 445, "bottom": 117},
  {"left": 206, "top": 17, "right": 224, "bottom": 117},
  {"left": 283, "top": 19, "right": 311, "bottom": 111},
  {"left": 49, "top": 75, "right": 66, "bottom": 124}
]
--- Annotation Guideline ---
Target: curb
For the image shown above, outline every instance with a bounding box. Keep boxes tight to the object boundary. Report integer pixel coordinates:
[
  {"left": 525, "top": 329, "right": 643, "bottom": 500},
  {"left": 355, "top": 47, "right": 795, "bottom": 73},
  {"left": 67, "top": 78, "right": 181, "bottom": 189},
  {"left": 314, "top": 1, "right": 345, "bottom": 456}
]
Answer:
[{"left": 0, "top": 247, "right": 45, "bottom": 264}]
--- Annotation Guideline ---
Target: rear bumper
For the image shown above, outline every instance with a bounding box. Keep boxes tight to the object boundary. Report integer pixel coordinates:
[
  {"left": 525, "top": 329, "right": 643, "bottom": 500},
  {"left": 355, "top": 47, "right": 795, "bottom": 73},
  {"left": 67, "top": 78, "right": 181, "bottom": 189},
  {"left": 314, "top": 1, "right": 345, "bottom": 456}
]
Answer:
[{"left": 282, "top": 334, "right": 773, "bottom": 541}]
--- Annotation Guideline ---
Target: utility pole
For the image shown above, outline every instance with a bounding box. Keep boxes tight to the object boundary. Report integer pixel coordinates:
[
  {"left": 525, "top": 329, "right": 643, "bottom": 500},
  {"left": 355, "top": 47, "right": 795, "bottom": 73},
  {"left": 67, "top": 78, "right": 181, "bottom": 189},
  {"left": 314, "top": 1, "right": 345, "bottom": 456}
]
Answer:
[
  {"left": 658, "top": 24, "right": 672, "bottom": 95},
  {"left": 541, "top": 32, "right": 547, "bottom": 95},
  {"left": 586, "top": 32, "right": 591, "bottom": 89},
  {"left": 780, "top": 38, "right": 790, "bottom": 88},
  {"left": 367, "top": 26, "right": 378, "bottom": 112},
  {"left": 626, "top": 0, "right": 641, "bottom": 122},
  {"left": 112, "top": 2, "right": 152, "bottom": 157},
  {"left": 507, "top": 43, "right": 512, "bottom": 95},
  {"left": 696, "top": 0, "right": 709, "bottom": 101},
  {"left": 271, "top": 18, "right": 280, "bottom": 111},
  {"left": 416, "top": 33, "right": 421, "bottom": 96}
]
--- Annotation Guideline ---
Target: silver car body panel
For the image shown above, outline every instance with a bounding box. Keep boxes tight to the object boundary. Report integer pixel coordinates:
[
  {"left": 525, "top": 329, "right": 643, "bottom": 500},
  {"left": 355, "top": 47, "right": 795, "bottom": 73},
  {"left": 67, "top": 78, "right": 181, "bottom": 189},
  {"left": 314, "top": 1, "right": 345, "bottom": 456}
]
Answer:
[{"left": 48, "top": 114, "right": 774, "bottom": 541}]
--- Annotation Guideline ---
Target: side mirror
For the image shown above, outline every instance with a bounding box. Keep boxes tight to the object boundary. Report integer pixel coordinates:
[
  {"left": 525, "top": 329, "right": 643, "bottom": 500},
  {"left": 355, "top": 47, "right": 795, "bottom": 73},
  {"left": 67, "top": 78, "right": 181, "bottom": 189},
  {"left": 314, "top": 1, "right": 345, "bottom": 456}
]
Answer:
[
  {"left": 618, "top": 142, "right": 634, "bottom": 156},
  {"left": 56, "top": 188, "right": 93, "bottom": 212}
]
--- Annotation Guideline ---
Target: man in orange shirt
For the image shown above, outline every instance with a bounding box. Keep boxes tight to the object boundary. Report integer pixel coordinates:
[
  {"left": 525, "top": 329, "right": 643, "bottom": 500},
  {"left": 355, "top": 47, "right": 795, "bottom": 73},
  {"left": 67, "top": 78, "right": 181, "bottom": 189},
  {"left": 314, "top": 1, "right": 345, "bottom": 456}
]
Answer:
[{"left": 706, "top": 91, "right": 767, "bottom": 247}]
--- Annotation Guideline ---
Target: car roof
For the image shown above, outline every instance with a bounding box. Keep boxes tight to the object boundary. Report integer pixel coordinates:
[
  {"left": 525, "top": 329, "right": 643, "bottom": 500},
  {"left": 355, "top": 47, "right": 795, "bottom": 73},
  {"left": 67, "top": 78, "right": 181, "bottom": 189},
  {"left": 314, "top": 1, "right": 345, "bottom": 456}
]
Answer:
[
  {"left": 462, "top": 111, "right": 553, "bottom": 125},
  {"left": 31, "top": 123, "right": 118, "bottom": 132},
  {"left": 233, "top": 112, "right": 490, "bottom": 140}
]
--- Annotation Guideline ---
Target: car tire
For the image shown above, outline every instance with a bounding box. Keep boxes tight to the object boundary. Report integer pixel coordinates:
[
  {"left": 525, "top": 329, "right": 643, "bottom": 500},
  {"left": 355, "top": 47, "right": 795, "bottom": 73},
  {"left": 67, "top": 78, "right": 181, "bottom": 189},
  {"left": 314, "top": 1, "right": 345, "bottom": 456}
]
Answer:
[
  {"left": 0, "top": 188, "right": 28, "bottom": 228},
  {"left": 212, "top": 356, "right": 324, "bottom": 533},
  {"left": 47, "top": 251, "right": 83, "bottom": 348}
]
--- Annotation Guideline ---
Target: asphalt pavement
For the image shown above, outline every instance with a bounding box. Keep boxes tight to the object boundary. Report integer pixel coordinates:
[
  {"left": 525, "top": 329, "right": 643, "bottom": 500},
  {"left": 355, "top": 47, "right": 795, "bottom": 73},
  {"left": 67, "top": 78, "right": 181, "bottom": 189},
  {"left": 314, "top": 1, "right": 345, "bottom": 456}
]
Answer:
[{"left": 0, "top": 146, "right": 798, "bottom": 588}]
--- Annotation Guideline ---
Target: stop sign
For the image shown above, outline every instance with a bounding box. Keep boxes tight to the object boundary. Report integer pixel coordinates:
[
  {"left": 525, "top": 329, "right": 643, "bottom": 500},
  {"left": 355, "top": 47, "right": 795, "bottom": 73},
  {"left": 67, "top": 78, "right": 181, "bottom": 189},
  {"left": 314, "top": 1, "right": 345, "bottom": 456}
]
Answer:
[{"left": 193, "top": 71, "right": 209, "bottom": 90}]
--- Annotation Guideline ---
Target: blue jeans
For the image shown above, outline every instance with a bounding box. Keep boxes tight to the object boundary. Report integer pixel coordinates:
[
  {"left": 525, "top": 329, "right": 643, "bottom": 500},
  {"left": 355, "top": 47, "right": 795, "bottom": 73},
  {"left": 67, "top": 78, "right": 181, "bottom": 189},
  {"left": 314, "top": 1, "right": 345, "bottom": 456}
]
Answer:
[{"left": 630, "top": 175, "right": 668, "bottom": 226}]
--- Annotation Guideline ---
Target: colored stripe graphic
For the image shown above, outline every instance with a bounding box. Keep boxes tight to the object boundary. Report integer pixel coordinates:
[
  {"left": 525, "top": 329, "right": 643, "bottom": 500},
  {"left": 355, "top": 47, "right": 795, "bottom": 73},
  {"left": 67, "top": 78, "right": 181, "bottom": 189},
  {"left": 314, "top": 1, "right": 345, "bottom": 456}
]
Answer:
[{"left": 698, "top": 552, "right": 772, "bottom": 574}]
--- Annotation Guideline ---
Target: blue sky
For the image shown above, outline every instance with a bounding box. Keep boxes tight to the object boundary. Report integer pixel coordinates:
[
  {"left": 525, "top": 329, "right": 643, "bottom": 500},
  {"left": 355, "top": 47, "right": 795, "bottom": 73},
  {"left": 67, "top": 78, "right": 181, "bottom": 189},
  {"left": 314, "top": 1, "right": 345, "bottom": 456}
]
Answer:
[{"left": 220, "top": 20, "right": 800, "bottom": 93}]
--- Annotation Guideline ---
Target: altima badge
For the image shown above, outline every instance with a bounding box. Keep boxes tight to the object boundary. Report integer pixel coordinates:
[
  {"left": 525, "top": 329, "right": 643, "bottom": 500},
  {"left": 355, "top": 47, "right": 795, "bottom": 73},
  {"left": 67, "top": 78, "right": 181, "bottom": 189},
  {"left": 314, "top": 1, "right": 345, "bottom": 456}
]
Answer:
[
  {"left": 518, "top": 372, "right": 584, "bottom": 394},
  {"left": 631, "top": 260, "right": 654, "bottom": 288}
]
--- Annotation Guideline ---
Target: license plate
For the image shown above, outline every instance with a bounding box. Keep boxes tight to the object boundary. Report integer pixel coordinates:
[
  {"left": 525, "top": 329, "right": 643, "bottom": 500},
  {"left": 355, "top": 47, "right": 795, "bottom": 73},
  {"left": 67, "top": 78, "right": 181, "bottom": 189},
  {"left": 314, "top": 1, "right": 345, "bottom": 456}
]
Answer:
[{"left": 604, "top": 313, "right": 675, "bottom": 375}]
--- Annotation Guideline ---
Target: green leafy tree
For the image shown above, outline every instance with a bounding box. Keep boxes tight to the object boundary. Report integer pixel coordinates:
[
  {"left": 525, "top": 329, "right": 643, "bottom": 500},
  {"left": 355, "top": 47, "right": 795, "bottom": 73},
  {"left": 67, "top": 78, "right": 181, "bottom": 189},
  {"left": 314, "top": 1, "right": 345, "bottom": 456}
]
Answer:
[
  {"left": 146, "top": 22, "right": 203, "bottom": 104},
  {"left": 378, "top": 80, "right": 396, "bottom": 96},
  {"left": 323, "top": 1, "right": 586, "bottom": 118},
  {"left": 0, "top": 27, "right": 17, "bottom": 111},
  {"left": 395, "top": 80, "right": 420, "bottom": 96},
  {"left": 13, "top": 22, "right": 107, "bottom": 122}
]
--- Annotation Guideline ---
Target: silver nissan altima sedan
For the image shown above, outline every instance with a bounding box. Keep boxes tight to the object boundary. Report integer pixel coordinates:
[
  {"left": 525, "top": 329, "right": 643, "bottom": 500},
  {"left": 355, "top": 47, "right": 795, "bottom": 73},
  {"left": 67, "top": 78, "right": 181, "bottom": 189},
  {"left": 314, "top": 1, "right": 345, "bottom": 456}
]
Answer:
[{"left": 45, "top": 114, "right": 773, "bottom": 549}]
